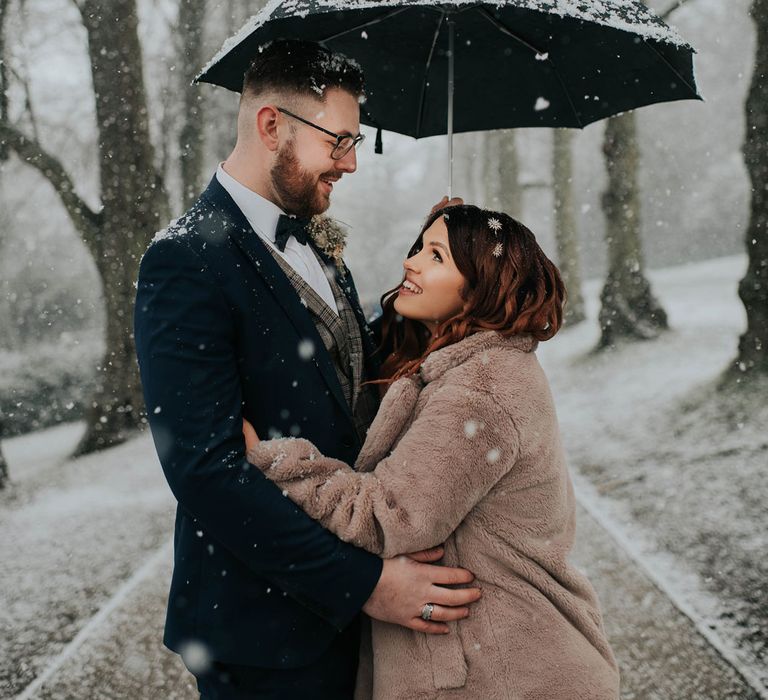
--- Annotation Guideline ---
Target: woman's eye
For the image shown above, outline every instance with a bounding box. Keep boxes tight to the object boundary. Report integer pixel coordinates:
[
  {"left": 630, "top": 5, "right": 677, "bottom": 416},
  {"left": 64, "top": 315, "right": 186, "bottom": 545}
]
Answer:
[{"left": 431, "top": 249, "right": 443, "bottom": 262}]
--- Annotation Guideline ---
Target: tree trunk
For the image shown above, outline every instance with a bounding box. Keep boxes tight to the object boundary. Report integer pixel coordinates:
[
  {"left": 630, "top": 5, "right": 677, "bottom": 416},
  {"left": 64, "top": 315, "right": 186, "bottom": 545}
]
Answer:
[
  {"left": 0, "top": 0, "right": 8, "bottom": 162},
  {"left": 483, "top": 130, "right": 522, "bottom": 217},
  {"left": 1, "top": 0, "right": 11, "bottom": 486},
  {"left": 0, "top": 450, "right": 7, "bottom": 490},
  {"left": 0, "top": 418, "right": 8, "bottom": 489},
  {"left": 74, "top": 0, "right": 169, "bottom": 455},
  {"left": 597, "top": 112, "right": 668, "bottom": 349},
  {"left": 728, "top": 0, "right": 768, "bottom": 381},
  {"left": 552, "top": 129, "right": 586, "bottom": 326},
  {"left": 178, "top": 0, "right": 207, "bottom": 207}
]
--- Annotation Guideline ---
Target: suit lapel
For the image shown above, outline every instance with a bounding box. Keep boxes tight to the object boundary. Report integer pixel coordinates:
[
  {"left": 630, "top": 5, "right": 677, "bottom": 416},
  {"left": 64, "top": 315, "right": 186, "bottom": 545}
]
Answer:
[{"left": 200, "top": 177, "right": 354, "bottom": 425}]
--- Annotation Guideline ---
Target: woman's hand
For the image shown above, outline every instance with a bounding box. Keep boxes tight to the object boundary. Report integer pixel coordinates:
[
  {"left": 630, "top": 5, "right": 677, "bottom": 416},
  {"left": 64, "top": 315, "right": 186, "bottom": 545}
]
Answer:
[
  {"left": 242, "top": 418, "right": 260, "bottom": 451},
  {"left": 429, "top": 195, "right": 464, "bottom": 217},
  {"left": 406, "top": 546, "right": 445, "bottom": 563}
]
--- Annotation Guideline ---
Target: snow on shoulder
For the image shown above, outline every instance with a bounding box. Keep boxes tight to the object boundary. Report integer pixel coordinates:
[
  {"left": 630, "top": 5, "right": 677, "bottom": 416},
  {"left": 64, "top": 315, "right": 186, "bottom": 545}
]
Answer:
[{"left": 151, "top": 201, "right": 208, "bottom": 246}]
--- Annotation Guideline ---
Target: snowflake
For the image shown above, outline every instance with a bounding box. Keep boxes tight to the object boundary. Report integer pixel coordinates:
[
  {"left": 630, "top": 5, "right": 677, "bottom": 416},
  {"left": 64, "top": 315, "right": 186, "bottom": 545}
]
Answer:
[
  {"left": 488, "top": 217, "right": 502, "bottom": 233},
  {"left": 492, "top": 242, "right": 504, "bottom": 258}
]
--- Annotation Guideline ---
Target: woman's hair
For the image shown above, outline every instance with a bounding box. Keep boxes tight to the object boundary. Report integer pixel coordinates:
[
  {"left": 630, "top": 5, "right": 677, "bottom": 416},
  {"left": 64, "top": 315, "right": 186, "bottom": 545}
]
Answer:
[{"left": 377, "top": 204, "right": 566, "bottom": 383}]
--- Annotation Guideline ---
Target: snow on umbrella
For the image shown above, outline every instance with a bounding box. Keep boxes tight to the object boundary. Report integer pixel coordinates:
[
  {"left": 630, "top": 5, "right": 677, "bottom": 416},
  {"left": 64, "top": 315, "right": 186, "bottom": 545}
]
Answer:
[{"left": 197, "top": 0, "right": 701, "bottom": 193}]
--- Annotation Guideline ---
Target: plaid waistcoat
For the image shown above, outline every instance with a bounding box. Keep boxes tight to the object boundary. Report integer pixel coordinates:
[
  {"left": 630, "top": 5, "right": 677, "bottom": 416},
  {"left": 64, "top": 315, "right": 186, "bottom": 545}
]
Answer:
[{"left": 264, "top": 245, "right": 379, "bottom": 441}]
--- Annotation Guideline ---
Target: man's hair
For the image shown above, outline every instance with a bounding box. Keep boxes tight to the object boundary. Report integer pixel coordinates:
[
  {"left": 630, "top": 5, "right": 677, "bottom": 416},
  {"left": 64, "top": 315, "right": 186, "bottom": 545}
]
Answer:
[{"left": 242, "top": 39, "right": 365, "bottom": 102}]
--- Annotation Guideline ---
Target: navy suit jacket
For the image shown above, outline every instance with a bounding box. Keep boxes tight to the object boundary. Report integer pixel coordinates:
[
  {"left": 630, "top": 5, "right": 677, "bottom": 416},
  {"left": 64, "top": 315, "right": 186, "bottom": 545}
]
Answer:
[{"left": 134, "top": 177, "right": 383, "bottom": 668}]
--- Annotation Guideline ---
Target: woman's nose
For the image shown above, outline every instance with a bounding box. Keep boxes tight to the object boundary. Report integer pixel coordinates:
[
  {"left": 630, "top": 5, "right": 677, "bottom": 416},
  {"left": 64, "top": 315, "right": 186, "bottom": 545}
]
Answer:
[{"left": 403, "top": 256, "right": 418, "bottom": 273}]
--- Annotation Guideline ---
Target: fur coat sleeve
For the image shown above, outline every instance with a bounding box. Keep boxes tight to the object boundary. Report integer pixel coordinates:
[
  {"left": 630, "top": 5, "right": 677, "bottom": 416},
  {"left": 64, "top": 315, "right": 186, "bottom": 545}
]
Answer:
[{"left": 246, "top": 382, "right": 519, "bottom": 558}]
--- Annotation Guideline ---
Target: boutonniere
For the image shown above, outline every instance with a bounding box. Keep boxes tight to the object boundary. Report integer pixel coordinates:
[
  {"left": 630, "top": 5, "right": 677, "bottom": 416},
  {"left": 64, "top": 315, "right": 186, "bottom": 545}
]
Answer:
[{"left": 308, "top": 215, "right": 348, "bottom": 276}]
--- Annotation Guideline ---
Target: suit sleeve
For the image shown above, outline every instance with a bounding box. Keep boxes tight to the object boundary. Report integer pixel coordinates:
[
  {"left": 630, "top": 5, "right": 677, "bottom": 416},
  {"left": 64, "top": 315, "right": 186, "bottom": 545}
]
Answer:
[
  {"left": 134, "top": 237, "right": 382, "bottom": 630},
  {"left": 246, "top": 383, "right": 519, "bottom": 558}
]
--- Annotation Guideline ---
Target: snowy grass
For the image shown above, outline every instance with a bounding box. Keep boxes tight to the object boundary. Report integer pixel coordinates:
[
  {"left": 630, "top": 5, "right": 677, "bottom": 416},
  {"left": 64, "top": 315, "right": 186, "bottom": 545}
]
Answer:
[
  {"left": 537, "top": 254, "right": 768, "bottom": 695},
  {"left": 0, "top": 331, "right": 102, "bottom": 437}
]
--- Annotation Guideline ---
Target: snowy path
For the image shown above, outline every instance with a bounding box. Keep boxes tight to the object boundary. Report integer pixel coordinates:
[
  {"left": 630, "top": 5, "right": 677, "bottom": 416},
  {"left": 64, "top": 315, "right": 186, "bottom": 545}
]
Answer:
[
  {"left": 3, "top": 254, "right": 764, "bottom": 698},
  {"left": 8, "top": 499, "right": 758, "bottom": 699},
  {"left": 0, "top": 425, "right": 175, "bottom": 698}
]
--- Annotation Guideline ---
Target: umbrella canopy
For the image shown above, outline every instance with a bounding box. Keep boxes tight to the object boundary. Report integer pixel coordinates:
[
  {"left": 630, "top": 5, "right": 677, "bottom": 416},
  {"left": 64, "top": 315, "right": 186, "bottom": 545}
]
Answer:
[{"left": 197, "top": 0, "right": 701, "bottom": 138}]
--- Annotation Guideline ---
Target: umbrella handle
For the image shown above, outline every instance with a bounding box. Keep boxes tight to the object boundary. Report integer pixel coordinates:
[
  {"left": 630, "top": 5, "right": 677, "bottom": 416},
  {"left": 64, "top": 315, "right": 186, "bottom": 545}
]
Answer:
[{"left": 447, "top": 17, "right": 455, "bottom": 199}]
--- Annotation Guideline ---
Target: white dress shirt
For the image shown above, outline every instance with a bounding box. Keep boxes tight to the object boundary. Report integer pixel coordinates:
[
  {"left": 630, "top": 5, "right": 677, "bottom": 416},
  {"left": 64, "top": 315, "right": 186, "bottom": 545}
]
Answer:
[{"left": 216, "top": 163, "right": 338, "bottom": 314}]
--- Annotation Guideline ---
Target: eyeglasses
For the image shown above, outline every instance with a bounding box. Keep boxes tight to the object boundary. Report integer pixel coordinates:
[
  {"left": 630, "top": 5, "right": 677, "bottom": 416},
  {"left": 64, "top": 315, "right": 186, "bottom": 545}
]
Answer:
[{"left": 277, "top": 107, "right": 365, "bottom": 160}]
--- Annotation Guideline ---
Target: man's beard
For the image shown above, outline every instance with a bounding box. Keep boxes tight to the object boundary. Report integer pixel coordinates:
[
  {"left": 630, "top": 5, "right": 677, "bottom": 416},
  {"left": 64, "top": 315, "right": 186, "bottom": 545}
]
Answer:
[{"left": 270, "top": 141, "right": 336, "bottom": 219}]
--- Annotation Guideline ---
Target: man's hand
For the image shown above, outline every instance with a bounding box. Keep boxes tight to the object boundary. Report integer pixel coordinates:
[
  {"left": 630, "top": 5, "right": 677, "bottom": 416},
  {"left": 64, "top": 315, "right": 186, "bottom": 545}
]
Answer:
[
  {"left": 363, "top": 555, "right": 481, "bottom": 635},
  {"left": 243, "top": 418, "right": 260, "bottom": 451},
  {"left": 429, "top": 195, "right": 465, "bottom": 218}
]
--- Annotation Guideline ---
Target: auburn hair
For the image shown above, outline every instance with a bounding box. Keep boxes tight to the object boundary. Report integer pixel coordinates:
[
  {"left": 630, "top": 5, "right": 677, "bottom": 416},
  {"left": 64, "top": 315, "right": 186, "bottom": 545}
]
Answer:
[{"left": 377, "top": 204, "right": 565, "bottom": 383}]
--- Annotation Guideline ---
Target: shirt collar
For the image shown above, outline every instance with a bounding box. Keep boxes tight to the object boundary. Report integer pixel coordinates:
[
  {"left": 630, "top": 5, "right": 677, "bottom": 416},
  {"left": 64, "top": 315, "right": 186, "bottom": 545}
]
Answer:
[{"left": 215, "top": 163, "right": 284, "bottom": 243}]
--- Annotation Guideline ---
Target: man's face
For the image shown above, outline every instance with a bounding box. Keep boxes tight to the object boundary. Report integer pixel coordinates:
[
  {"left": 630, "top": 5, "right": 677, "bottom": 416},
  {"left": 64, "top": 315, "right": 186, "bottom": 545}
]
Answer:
[{"left": 270, "top": 88, "right": 361, "bottom": 218}]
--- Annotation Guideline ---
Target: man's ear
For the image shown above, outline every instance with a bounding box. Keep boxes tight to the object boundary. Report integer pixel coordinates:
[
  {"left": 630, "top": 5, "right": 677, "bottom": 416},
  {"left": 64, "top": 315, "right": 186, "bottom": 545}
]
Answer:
[{"left": 255, "top": 105, "right": 281, "bottom": 153}]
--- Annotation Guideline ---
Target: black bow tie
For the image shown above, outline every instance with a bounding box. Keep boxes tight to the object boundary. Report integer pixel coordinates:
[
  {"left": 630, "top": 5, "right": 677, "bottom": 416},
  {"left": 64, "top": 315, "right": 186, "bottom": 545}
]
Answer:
[{"left": 275, "top": 214, "right": 311, "bottom": 252}]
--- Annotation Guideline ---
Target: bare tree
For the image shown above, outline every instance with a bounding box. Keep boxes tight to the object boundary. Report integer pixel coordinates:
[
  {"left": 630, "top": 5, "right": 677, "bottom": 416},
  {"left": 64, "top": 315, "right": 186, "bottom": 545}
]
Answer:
[
  {"left": 0, "top": 417, "right": 7, "bottom": 490},
  {"left": 0, "top": 0, "right": 7, "bottom": 164},
  {"left": 594, "top": 0, "right": 705, "bottom": 349},
  {"left": 178, "top": 0, "right": 207, "bottom": 207},
  {"left": 726, "top": 0, "right": 768, "bottom": 382},
  {"left": 0, "top": 0, "right": 11, "bottom": 486},
  {"left": 0, "top": 0, "right": 169, "bottom": 455},
  {"left": 597, "top": 112, "right": 668, "bottom": 348},
  {"left": 552, "top": 129, "right": 586, "bottom": 326}
]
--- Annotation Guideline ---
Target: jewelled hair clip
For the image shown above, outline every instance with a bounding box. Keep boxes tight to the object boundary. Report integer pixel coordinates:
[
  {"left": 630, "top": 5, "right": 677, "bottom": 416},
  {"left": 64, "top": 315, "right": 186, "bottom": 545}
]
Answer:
[
  {"left": 488, "top": 217, "right": 502, "bottom": 234},
  {"left": 488, "top": 217, "right": 504, "bottom": 257}
]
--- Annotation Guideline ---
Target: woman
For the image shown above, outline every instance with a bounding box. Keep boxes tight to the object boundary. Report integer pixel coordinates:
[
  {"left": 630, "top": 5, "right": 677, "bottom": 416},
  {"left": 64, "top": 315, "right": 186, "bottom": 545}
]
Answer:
[{"left": 245, "top": 205, "right": 620, "bottom": 699}]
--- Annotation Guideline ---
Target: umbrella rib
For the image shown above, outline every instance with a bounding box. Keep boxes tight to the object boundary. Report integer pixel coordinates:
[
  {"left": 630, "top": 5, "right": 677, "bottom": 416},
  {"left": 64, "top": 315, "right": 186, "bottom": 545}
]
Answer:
[
  {"left": 316, "top": 7, "right": 411, "bottom": 44},
  {"left": 548, "top": 67, "right": 585, "bottom": 129},
  {"left": 477, "top": 8, "right": 545, "bottom": 55},
  {"left": 477, "top": 7, "right": 584, "bottom": 129},
  {"left": 641, "top": 39, "right": 700, "bottom": 98},
  {"left": 415, "top": 9, "right": 447, "bottom": 139}
]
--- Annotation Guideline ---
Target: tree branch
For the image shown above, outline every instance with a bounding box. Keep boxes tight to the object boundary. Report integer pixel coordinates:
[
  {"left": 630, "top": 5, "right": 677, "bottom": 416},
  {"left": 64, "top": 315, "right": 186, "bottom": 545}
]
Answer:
[
  {"left": 660, "top": 0, "right": 698, "bottom": 21},
  {"left": 521, "top": 180, "right": 551, "bottom": 190},
  {"left": 0, "top": 121, "right": 102, "bottom": 244},
  {"left": 7, "top": 62, "right": 40, "bottom": 142}
]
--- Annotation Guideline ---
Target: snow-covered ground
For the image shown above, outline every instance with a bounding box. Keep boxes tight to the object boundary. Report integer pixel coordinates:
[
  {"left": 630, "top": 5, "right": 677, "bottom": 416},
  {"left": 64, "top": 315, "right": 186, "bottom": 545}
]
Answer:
[
  {"left": 2, "top": 253, "right": 765, "bottom": 698},
  {"left": 537, "top": 253, "right": 767, "bottom": 695},
  {"left": 0, "top": 423, "right": 174, "bottom": 697}
]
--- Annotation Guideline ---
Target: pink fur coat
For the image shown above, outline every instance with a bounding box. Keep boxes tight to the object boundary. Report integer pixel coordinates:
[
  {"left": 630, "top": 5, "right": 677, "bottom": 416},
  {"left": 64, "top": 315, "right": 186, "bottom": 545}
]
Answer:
[{"left": 247, "top": 331, "right": 620, "bottom": 699}]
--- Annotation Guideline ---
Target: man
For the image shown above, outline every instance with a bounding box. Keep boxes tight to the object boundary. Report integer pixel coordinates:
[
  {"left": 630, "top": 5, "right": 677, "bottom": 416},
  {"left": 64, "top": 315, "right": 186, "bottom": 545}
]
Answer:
[{"left": 135, "top": 40, "right": 479, "bottom": 699}]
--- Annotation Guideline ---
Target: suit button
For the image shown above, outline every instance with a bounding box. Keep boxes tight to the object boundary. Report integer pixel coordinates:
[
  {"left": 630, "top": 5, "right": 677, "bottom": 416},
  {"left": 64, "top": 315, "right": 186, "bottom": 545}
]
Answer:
[{"left": 341, "top": 435, "right": 354, "bottom": 448}]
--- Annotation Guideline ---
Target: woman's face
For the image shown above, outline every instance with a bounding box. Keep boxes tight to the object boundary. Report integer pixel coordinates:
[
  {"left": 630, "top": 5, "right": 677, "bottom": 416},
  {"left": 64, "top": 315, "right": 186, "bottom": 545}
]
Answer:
[{"left": 393, "top": 217, "right": 466, "bottom": 334}]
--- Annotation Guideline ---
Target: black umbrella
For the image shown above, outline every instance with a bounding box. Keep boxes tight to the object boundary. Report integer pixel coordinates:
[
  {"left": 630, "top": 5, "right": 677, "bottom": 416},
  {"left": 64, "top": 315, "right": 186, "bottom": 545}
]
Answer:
[{"left": 197, "top": 0, "right": 700, "bottom": 193}]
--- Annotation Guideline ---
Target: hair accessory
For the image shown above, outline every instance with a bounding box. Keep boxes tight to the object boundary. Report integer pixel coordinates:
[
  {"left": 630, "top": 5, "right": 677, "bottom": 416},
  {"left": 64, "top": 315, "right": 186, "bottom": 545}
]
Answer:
[
  {"left": 492, "top": 241, "right": 504, "bottom": 258},
  {"left": 488, "top": 217, "right": 503, "bottom": 234}
]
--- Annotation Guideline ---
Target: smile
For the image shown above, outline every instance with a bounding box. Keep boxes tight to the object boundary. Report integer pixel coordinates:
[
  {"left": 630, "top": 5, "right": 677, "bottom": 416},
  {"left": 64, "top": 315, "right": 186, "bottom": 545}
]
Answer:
[{"left": 401, "top": 280, "right": 423, "bottom": 295}]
